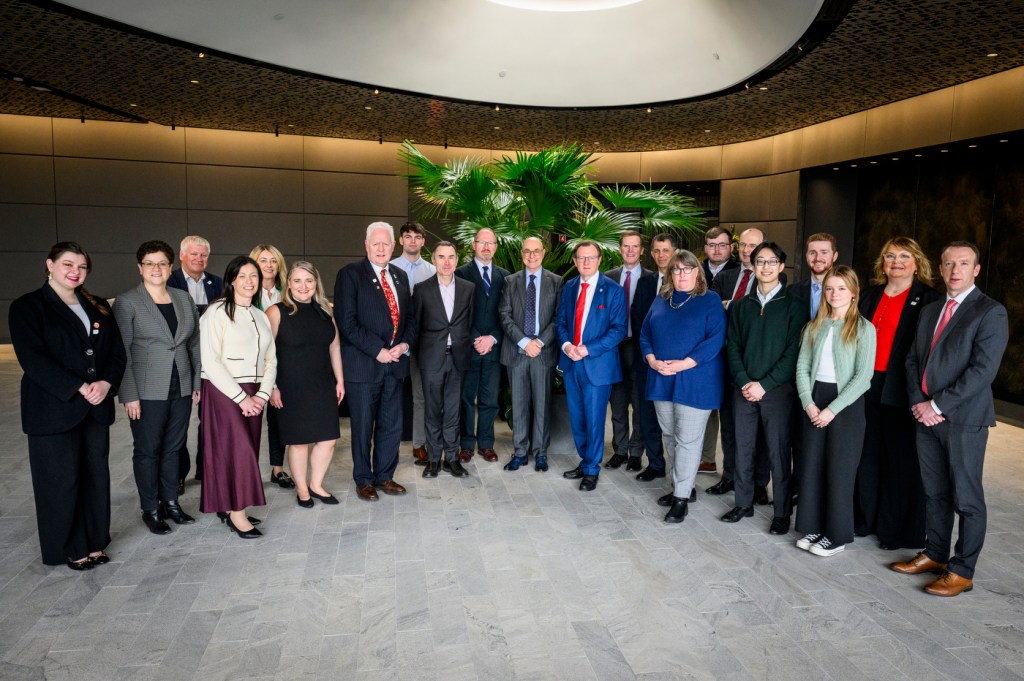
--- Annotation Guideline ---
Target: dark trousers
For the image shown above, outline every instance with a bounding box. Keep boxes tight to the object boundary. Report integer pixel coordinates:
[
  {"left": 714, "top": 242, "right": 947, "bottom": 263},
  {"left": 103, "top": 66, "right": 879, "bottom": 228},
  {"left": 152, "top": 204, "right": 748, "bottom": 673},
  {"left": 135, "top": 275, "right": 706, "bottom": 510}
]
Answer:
[
  {"left": 917, "top": 420, "right": 990, "bottom": 580},
  {"left": 609, "top": 342, "right": 643, "bottom": 457},
  {"left": 719, "top": 372, "right": 769, "bottom": 485},
  {"left": 634, "top": 361, "right": 665, "bottom": 470},
  {"left": 794, "top": 382, "right": 865, "bottom": 545},
  {"left": 178, "top": 403, "right": 202, "bottom": 481},
  {"left": 130, "top": 396, "right": 191, "bottom": 511},
  {"left": 422, "top": 353, "right": 464, "bottom": 463},
  {"left": 875, "top": 404, "right": 927, "bottom": 548},
  {"left": 507, "top": 353, "right": 554, "bottom": 457},
  {"left": 460, "top": 351, "right": 501, "bottom": 450},
  {"left": 27, "top": 418, "right": 111, "bottom": 565},
  {"left": 346, "top": 374, "right": 402, "bottom": 486},
  {"left": 266, "top": 405, "right": 285, "bottom": 468},
  {"left": 733, "top": 383, "right": 793, "bottom": 518},
  {"left": 564, "top": 365, "right": 613, "bottom": 476}
]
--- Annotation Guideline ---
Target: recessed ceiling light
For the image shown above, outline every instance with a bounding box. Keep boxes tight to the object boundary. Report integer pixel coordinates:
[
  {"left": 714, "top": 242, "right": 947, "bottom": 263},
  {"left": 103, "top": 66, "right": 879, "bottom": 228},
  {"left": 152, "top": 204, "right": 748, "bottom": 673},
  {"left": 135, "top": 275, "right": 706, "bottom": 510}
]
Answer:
[
  {"left": 891, "top": 157, "right": 898, "bottom": 160},
  {"left": 704, "top": 129, "right": 711, "bottom": 133},
  {"left": 197, "top": 52, "right": 205, "bottom": 58},
  {"left": 758, "top": 86, "right": 768, "bottom": 91},
  {"left": 914, "top": 153, "right": 922, "bottom": 157},
  {"left": 870, "top": 161, "right": 877, "bottom": 164},
  {"left": 373, "top": 89, "right": 380, "bottom": 95},
  {"left": 940, "top": 149, "right": 948, "bottom": 153},
  {"left": 129, "top": 103, "right": 137, "bottom": 107},
  {"left": 287, "top": 124, "right": 294, "bottom": 127},
  {"left": 494, "top": 126, "right": 501, "bottom": 130},
  {"left": 364, "top": 105, "right": 372, "bottom": 110},
  {"left": 968, "top": 144, "right": 977, "bottom": 148},
  {"left": 999, "top": 139, "right": 1009, "bottom": 143},
  {"left": 832, "top": 167, "right": 839, "bottom": 170},
  {"left": 850, "top": 164, "right": 857, "bottom": 168},
  {"left": 494, "top": 104, "right": 500, "bottom": 111},
  {"left": 987, "top": 52, "right": 999, "bottom": 57},
  {"left": 190, "top": 79, "right": 199, "bottom": 84},
  {"left": 645, "top": 107, "right": 651, "bottom": 113}
]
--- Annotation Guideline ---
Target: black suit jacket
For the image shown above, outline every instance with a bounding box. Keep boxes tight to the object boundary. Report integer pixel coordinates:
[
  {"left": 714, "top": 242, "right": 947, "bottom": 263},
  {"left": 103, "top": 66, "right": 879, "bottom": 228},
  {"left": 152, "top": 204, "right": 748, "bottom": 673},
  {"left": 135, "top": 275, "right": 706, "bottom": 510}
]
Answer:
[
  {"left": 9, "top": 284, "right": 126, "bottom": 435},
  {"left": 630, "top": 270, "right": 661, "bottom": 350},
  {"left": 498, "top": 268, "right": 563, "bottom": 367},
  {"left": 711, "top": 265, "right": 787, "bottom": 309},
  {"left": 701, "top": 259, "right": 738, "bottom": 288},
  {"left": 412, "top": 274, "right": 475, "bottom": 372},
  {"left": 168, "top": 268, "right": 223, "bottom": 313},
  {"left": 455, "top": 260, "right": 510, "bottom": 353},
  {"left": 604, "top": 265, "right": 651, "bottom": 339},
  {"left": 906, "top": 287, "right": 1008, "bottom": 426},
  {"left": 334, "top": 258, "right": 417, "bottom": 382},
  {"left": 859, "top": 280, "right": 941, "bottom": 407},
  {"left": 789, "top": 277, "right": 818, "bottom": 321}
]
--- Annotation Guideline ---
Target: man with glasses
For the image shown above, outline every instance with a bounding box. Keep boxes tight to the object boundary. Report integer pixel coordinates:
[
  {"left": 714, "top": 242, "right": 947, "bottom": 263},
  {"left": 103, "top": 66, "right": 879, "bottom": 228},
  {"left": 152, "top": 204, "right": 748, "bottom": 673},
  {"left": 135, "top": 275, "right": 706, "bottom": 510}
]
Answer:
[
  {"left": 557, "top": 241, "right": 626, "bottom": 491},
  {"left": 455, "top": 228, "right": 509, "bottom": 464},
  {"left": 722, "top": 243, "right": 804, "bottom": 535}
]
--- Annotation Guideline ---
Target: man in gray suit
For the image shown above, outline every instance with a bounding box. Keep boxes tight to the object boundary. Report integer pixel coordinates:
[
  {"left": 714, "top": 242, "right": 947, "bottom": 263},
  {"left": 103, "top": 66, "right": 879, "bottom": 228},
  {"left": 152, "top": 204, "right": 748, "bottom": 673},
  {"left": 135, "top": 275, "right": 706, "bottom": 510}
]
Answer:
[
  {"left": 893, "top": 241, "right": 1008, "bottom": 597},
  {"left": 499, "top": 236, "right": 563, "bottom": 472}
]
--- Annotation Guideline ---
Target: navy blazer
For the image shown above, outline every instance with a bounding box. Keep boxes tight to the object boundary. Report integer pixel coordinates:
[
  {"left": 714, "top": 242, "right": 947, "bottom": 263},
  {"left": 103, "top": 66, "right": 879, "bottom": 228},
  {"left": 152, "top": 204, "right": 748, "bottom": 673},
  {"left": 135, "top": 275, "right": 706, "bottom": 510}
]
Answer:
[
  {"left": 9, "top": 284, "right": 126, "bottom": 435},
  {"left": 905, "top": 287, "right": 1008, "bottom": 427},
  {"left": 412, "top": 274, "right": 475, "bottom": 372},
  {"left": 168, "top": 268, "right": 223, "bottom": 312},
  {"left": 556, "top": 273, "right": 626, "bottom": 385},
  {"left": 455, "top": 260, "right": 510, "bottom": 351},
  {"left": 334, "top": 258, "right": 417, "bottom": 382}
]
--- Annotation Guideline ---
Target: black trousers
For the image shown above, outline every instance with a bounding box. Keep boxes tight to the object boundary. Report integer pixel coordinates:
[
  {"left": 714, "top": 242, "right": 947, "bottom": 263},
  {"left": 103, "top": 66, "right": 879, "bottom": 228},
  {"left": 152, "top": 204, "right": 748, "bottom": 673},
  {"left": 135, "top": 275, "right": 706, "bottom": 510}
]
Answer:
[
  {"left": 633, "top": 360, "right": 665, "bottom": 470},
  {"left": 917, "top": 420, "right": 990, "bottom": 580},
  {"left": 130, "top": 395, "right": 191, "bottom": 511},
  {"left": 720, "top": 372, "right": 770, "bottom": 486},
  {"left": 266, "top": 405, "right": 285, "bottom": 468},
  {"left": 422, "top": 352, "right": 464, "bottom": 463},
  {"left": 609, "top": 342, "right": 643, "bottom": 457},
  {"left": 178, "top": 402, "right": 203, "bottom": 481},
  {"left": 460, "top": 351, "right": 501, "bottom": 450},
  {"left": 346, "top": 374, "right": 402, "bottom": 486},
  {"left": 794, "top": 382, "right": 865, "bottom": 545},
  {"left": 27, "top": 417, "right": 111, "bottom": 565},
  {"left": 733, "top": 383, "right": 793, "bottom": 518}
]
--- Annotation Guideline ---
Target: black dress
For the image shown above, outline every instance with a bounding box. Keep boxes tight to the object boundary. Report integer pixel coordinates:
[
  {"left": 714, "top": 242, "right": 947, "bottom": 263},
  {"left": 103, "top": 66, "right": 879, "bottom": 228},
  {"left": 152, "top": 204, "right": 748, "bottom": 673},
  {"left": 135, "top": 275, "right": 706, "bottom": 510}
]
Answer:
[{"left": 273, "top": 301, "right": 341, "bottom": 444}]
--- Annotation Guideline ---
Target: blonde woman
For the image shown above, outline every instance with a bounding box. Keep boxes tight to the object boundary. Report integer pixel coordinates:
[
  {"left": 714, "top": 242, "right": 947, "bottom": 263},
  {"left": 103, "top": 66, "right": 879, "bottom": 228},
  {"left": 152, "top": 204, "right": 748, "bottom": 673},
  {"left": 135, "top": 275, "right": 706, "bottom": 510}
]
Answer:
[{"left": 266, "top": 262, "right": 344, "bottom": 507}]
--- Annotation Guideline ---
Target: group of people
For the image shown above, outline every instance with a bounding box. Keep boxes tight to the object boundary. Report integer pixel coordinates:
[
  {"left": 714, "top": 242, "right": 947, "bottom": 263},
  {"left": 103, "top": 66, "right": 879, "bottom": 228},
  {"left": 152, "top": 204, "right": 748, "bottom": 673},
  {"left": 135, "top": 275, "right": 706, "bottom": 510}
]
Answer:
[{"left": 9, "top": 222, "right": 1008, "bottom": 598}]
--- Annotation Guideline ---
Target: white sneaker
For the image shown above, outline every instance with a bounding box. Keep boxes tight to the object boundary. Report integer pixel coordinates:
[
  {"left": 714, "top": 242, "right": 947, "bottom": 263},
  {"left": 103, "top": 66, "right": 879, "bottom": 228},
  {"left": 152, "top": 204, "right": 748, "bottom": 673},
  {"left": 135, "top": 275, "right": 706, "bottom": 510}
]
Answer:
[
  {"left": 809, "top": 536, "right": 845, "bottom": 557},
  {"left": 796, "top": 533, "right": 822, "bottom": 551}
]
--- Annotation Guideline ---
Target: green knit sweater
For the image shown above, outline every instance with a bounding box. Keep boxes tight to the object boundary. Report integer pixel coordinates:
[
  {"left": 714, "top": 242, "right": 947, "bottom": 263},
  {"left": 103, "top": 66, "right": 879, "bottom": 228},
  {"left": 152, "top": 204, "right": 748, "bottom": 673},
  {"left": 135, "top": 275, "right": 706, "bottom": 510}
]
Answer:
[
  {"left": 726, "top": 288, "right": 806, "bottom": 392},
  {"left": 795, "top": 316, "right": 876, "bottom": 415}
]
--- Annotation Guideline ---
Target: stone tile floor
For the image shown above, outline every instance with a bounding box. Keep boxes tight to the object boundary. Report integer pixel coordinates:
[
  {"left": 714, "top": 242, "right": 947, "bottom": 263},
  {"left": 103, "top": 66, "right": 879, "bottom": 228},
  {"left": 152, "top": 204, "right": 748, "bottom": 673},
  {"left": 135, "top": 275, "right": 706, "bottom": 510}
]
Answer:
[{"left": 1, "top": 353, "right": 1023, "bottom": 680}]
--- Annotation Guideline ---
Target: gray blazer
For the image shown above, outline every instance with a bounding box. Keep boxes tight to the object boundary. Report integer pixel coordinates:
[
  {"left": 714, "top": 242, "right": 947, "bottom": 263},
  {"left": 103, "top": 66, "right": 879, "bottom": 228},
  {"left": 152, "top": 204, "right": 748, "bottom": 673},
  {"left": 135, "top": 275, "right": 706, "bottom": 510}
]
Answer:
[
  {"left": 498, "top": 268, "right": 563, "bottom": 367},
  {"left": 113, "top": 283, "right": 201, "bottom": 402}
]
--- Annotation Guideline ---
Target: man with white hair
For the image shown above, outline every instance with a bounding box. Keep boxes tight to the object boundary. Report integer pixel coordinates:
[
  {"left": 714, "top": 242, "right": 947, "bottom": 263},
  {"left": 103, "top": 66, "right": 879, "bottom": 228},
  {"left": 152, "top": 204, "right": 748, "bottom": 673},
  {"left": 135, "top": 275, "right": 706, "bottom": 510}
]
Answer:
[{"left": 334, "top": 222, "right": 417, "bottom": 501}]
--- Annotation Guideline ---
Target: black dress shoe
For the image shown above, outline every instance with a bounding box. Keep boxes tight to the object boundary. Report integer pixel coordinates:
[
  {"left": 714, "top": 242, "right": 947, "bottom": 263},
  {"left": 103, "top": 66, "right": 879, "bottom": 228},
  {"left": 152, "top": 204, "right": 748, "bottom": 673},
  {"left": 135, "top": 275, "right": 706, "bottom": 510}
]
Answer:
[
  {"left": 563, "top": 466, "right": 584, "bottom": 479},
  {"left": 534, "top": 455, "right": 549, "bottom": 472},
  {"left": 689, "top": 488, "right": 697, "bottom": 503},
  {"left": 753, "top": 485, "right": 771, "bottom": 506},
  {"left": 878, "top": 541, "right": 898, "bottom": 551},
  {"left": 142, "top": 510, "right": 172, "bottom": 535},
  {"left": 161, "top": 501, "right": 196, "bottom": 525},
  {"left": 177, "top": 480, "right": 186, "bottom": 495},
  {"left": 664, "top": 499, "right": 688, "bottom": 524},
  {"left": 423, "top": 461, "right": 440, "bottom": 478},
  {"left": 657, "top": 492, "right": 675, "bottom": 507},
  {"left": 605, "top": 454, "right": 628, "bottom": 469},
  {"left": 309, "top": 490, "right": 340, "bottom": 504},
  {"left": 636, "top": 467, "right": 666, "bottom": 481},
  {"left": 226, "top": 516, "right": 262, "bottom": 539},
  {"left": 271, "top": 471, "right": 296, "bottom": 488},
  {"left": 297, "top": 495, "right": 314, "bottom": 508},
  {"left": 216, "top": 511, "right": 261, "bottom": 526},
  {"left": 579, "top": 475, "right": 598, "bottom": 491},
  {"left": 721, "top": 506, "right": 754, "bottom": 523},
  {"left": 706, "top": 477, "right": 734, "bottom": 495},
  {"left": 769, "top": 516, "right": 791, "bottom": 535},
  {"left": 444, "top": 459, "right": 469, "bottom": 477},
  {"left": 625, "top": 456, "right": 642, "bottom": 471},
  {"left": 504, "top": 455, "right": 528, "bottom": 471},
  {"left": 67, "top": 558, "right": 94, "bottom": 571}
]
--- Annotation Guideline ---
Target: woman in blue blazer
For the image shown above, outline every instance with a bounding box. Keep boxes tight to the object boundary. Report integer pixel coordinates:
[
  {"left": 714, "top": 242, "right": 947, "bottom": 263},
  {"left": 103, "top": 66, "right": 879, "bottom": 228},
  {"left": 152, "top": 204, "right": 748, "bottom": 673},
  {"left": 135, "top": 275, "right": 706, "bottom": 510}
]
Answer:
[{"left": 9, "top": 242, "right": 126, "bottom": 570}]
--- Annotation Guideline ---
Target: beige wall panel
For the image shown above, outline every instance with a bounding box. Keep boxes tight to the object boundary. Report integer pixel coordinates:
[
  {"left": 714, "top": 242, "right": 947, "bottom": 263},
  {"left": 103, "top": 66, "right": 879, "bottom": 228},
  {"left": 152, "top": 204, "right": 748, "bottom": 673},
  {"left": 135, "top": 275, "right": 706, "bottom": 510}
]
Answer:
[
  {"left": 722, "top": 137, "right": 774, "bottom": 179},
  {"left": 951, "top": 67, "right": 1024, "bottom": 141},
  {"left": 186, "top": 211, "right": 305, "bottom": 256},
  {"left": 0, "top": 204, "right": 57, "bottom": 250},
  {"left": 771, "top": 129, "right": 804, "bottom": 174},
  {"left": 0, "top": 154, "right": 55, "bottom": 204},
  {"left": 187, "top": 165, "right": 302, "bottom": 212},
  {"left": 720, "top": 177, "right": 771, "bottom": 223},
  {"left": 864, "top": 89, "right": 955, "bottom": 157},
  {"left": 589, "top": 153, "right": 642, "bottom": 183},
  {"left": 799, "top": 113, "right": 867, "bottom": 168},
  {"left": 185, "top": 128, "right": 302, "bottom": 169},
  {"left": 0, "top": 252, "right": 50, "bottom": 301},
  {"left": 305, "top": 137, "right": 404, "bottom": 174},
  {"left": 0, "top": 114, "right": 53, "bottom": 155},
  {"left": 305, "top": 214, "right": 407, "bottom": 257},
  {"left": 56, "top": 206, "right": 186, "bottom": 252},
  {"left": 304, "top": 171, "right": 408, "bottom": 216},
  {"left": 640, "top": 147, "right": 723, "bottom": 182},
  {"left": 54, "top": 120, "right": 184, "bottom": 163},
  {"left": 769, "top": 172, "right": 800, "bottom": 221},
  {"left": 768, "top": 220, "right": 799, "bottom": 267},
  {"left": 55, "top": 157, "right": 185, "bottom": 208}
]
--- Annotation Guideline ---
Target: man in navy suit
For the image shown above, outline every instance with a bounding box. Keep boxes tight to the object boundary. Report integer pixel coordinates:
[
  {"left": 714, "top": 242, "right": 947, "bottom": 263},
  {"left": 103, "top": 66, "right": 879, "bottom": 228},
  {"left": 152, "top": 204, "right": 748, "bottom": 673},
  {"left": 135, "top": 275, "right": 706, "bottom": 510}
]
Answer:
[
  {"left": 455, "top": 228, "right": 510, "bottom": 464},
  {"left": 892, "top": 241, "right": 1008, "bottom": 597},
  {"left": 557, "top": 241, "right": 627, "bottom": 491},
  {"left": 167, "top": 235, "right": 223, "bottom": 489},
  {"left": 334, "top": 222, "right": 417, "bottom": 502}
]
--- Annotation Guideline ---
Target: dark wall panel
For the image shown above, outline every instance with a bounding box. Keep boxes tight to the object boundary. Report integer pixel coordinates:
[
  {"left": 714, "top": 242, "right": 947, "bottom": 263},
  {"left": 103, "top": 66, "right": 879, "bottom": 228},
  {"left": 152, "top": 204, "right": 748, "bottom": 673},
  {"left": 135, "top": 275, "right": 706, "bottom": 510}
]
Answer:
[
  {"left": 187, "top": 211, "right": 304, "bottom": 256},
  {"left": 0, "top": 154, "right": 55, "bottom": 204},
  {"left": 56, "top": 206, "right": 187, "bottom": 252}
]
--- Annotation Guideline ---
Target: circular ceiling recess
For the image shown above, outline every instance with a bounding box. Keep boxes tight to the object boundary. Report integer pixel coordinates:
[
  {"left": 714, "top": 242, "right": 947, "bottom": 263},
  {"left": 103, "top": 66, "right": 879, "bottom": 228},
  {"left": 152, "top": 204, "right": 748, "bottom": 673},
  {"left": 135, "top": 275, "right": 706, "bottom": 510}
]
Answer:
[{"left": 63, "top": 0, "right": 823, "bottom": 108}]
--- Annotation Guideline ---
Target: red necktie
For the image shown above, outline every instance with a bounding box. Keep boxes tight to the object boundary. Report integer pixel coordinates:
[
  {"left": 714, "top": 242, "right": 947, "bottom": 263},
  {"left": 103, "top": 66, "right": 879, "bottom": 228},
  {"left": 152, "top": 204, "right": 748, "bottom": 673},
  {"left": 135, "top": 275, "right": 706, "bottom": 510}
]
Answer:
[
  {"left": 624, "top": 270, "right": 632, "bottom": 339},
  {"left": 922, "top": 299, "right": 956, "bottom": 394},
  {"left": 732, "top": 269, "right": 752, "bottom": 303},
  {"left": 380, "top": 268, "right": 399, "bottom": 343},
  {"left": 573, "top": 282, "right": 589, "bottom": 345}
]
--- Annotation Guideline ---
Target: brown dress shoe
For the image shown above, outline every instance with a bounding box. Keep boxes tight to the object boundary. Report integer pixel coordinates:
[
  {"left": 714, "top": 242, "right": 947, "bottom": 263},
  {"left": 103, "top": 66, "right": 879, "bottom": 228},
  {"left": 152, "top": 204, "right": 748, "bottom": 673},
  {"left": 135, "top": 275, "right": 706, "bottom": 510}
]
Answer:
[
  {"left": 890, "top": 552, "right": 947, "bottom": 575},
  {"left": 697, "top": 462, "right": 717, "bottom": 474},
  {"left": 356, "top": 484, "right": 379, "bottom": 502},
  {"left": 479, "top": 448, "right": 498, "bottom": 462},
  {"left": 459, "top": 449, "right": 474, "bottom": 462},
  {"left": 376, "top": 480, "right": 407, "bottom": 496},
  {"left": 924, "top": 570, "right": 973, "bottom": 597},
  {"left": 413, "top": 446, "right": 428, "bottom": 466}
]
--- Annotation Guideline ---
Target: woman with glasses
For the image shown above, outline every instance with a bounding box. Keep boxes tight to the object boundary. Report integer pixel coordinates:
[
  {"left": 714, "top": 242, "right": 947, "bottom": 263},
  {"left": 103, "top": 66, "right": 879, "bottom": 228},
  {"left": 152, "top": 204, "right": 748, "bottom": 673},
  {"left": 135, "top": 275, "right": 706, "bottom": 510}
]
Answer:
[
  {"left": 640, "top": 250, "right": 727, "bottom": 523},
  {"left": 113, "top": 241, "right": 202, "bottom": 535},
  {"left": 856, "top": 238, "right": 941, "bottom": 550}
]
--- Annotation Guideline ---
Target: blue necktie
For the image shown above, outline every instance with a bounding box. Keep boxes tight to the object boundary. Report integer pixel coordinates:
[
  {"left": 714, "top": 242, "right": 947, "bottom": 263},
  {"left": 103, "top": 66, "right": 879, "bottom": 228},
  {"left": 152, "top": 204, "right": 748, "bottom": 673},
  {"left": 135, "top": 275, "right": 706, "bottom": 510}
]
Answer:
[
  {"left": 524, "top": 274, "right": 537, "bottom": 337},
  {"left": 482, "top": 265, "right": 491, "bottom": 295},
  {"left": 810, "top": 281, "right": 821, "bottom": 319}
]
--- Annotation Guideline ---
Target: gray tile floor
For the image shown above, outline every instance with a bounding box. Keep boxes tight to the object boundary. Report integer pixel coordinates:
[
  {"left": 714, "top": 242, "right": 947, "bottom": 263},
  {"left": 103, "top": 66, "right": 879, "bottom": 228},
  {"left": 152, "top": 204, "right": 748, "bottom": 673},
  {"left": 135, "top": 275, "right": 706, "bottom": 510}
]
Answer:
[{"left": 1, "top": 351, "right": 1024, "bottom": 680}]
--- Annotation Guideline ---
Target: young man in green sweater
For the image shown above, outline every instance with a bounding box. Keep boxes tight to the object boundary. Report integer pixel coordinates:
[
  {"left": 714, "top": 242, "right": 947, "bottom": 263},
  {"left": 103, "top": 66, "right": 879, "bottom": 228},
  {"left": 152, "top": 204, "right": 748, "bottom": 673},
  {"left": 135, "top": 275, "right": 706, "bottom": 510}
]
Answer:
[{"left": 722, "top": 242, "right": 806, "bottom": 535}]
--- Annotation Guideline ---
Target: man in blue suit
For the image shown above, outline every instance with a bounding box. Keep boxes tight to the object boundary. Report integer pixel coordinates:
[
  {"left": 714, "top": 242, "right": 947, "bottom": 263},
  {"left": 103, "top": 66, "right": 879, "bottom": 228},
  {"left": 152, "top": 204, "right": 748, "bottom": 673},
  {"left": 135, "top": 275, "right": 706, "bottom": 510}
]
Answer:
[{"left": 557, "top": 241, "right": 627, "bottom": 491}]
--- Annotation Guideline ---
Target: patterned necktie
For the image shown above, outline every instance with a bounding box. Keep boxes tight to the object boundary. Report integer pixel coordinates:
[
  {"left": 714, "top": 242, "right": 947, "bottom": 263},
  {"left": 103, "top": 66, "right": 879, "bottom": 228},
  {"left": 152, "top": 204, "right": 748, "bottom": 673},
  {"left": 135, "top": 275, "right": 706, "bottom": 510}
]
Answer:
[
  {"left": 922, "top": 299, "right": 957, "bottom": 394},
  {"left": 732, "top": 269, "right": 752, "bottom": 303},
  {"left": 380, "top": 268, "right": 399, "bottom": 343},
  {"left": 624, "top": 269, "right": 632, "bottom": 338},
  {"left": 482, "top": 265, "right": 491, "bottom": 295},
  {"left": 525, "top": 274, "right": 537, "bottom": 338},
  {"left": 573, "top": 282, "right": 589, "bottom": 345}
]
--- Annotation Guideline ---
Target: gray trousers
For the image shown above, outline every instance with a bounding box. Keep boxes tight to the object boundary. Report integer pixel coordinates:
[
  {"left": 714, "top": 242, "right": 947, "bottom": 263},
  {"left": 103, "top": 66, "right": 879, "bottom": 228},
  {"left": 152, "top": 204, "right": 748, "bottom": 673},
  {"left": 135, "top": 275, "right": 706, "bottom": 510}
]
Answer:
[
  {"left": 654, "top": 401, "right": 711, "bottom": 499},
  {"left": 507, "top": 352, "right": 553, "bottom": 458},
  {"left": 410, "top": 355, "right": 425, "bottom": 447},
  {"left": 610, "top": 342, "right": 644, "bottom": 457}
]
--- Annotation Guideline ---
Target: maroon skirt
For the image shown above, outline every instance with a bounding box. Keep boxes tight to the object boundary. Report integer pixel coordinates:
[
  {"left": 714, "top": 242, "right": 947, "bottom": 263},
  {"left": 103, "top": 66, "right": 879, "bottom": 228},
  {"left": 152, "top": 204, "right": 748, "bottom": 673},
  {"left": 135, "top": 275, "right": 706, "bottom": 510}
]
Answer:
[{"left": 199, "top": 380, "right": 267, "bottom": 513}]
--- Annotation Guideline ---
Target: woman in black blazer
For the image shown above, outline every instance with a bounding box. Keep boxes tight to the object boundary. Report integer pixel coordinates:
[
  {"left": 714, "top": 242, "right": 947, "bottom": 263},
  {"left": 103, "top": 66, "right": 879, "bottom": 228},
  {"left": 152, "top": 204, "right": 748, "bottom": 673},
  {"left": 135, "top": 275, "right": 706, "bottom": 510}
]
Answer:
[
  {"left": 855, "top": 237, "right": 942, "bottom": 549},
  {"left": 113, "top": 240, "right": 201, "bottom": 535},
  {"left": 9, "top": 242, "right": 126, "bottom": 570}
]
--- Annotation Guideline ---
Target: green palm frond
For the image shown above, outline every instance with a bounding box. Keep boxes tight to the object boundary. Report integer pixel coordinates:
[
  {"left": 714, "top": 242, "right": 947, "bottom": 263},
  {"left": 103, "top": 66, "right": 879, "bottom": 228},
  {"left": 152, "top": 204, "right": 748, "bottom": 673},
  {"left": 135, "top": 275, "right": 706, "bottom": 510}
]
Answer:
[
  {"left": 597, "top": 185, "right": 705, "bottom": 236},
  {"left": 547, "top": 210, "right": 639, "bottom": 272}
]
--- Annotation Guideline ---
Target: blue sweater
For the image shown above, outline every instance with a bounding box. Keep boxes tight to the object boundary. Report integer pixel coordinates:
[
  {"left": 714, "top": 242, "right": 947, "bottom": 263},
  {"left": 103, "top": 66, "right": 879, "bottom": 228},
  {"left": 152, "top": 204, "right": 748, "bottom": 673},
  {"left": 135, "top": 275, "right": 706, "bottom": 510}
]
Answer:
[{"left": 639, "top": 291, "right": 726, "bottom": 410}]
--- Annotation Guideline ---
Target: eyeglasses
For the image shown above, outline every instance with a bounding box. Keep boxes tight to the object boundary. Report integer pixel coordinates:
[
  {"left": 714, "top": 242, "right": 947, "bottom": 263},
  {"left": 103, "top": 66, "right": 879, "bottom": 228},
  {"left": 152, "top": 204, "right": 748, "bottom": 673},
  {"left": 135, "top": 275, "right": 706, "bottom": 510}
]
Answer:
[
  {"left": 474, "top": 240, "right": 497, "bottom": 247},
  {"left": 141, "top": 261, "right": 171, "bottom": 270},
  {"left": 705, "top": 242, "right": 731, "bottom": 250},
  {"left": 522, "top": 249, "right": 544, "bottom": 257},
  {"left": 754, "top": 258, "right": 780, "bottom": 267},
  {"left": 671, "top": 266, "right": 696, "bottom": 275},
  {"left": 574, "top": 255, "right": 600, "bottom": 263},
  {"left": 883, "top": 253, "right": 913, "bottom": 262}
]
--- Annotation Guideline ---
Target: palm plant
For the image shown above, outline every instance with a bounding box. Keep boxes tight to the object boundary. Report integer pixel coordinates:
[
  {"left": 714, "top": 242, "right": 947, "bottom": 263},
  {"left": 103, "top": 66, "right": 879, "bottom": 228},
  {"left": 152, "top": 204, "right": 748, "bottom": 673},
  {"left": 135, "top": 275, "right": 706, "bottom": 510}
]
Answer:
[{"left": 399, "top": 140, "right": 705, "bottom": 274}]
